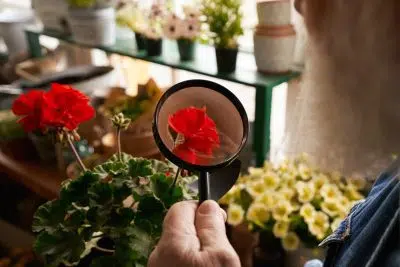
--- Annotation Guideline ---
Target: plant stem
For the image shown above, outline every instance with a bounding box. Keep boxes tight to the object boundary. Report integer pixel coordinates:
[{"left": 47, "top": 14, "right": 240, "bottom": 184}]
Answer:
[
  {"left": 117, "top": 126, "right": 122, "bottom": 162},
  {"left": 66, "top": 133, "right": 87, "bottom": 172},
  {"left": 170, "top": 168, "right": 181, "bottom": 191}
]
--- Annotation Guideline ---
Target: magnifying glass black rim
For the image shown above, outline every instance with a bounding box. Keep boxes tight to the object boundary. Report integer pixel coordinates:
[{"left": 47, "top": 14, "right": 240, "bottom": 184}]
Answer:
[{"left": 153, "top": 79, "right": 249, "bottom": 172}]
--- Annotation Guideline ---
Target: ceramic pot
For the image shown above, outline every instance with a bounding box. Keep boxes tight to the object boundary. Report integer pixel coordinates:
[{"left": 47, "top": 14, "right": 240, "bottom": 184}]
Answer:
[
  {"left": 32, "top": 0, "right": 69, "bottom": 32},
  {"left": 257, "top": 0, "right": 292, "bottom": 26},
  {"left": 146, "top": 38, "right": 163, "bottom": 56},
  {"left": 177, "top": 39, "right": 196, "bottom": 61},
  {"left": 135, "top": 32, "right": 147, "bottom": 51},
  {"left": 68, "top": 7, "right": 116, "bottom": 46},
  {"left": 215, "top": 47, "right": 238, "bottom": 73},
  {"left": 0, "top": 9, "right": 35, "bottom": 57},
  {"left": 28, "top": 133, "right": 57, "bottom": 163},
  {"left": 254, "top": 24, "right": 296, "bottom": 74}
]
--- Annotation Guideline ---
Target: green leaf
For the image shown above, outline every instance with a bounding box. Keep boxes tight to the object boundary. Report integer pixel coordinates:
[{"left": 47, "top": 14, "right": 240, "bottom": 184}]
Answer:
[
  {"left": 62, "top": 209, "right": 86, "bottom": 230},
  {"left": 89, "top": 183, "right": 113, "bottom": 206},
  {"left": 61, "top": 172, "right": 100, "bottom": 206},
  {"left": 150, "top": 173, "right": 183, "bottom": 208},
  {"left": 136, "top": 196, "right": 165, "bottom": 235},
  {"left": 128, "top": 158, "right": 153, "bottom": 177},
  {"left": 113, "top": 182, "right": 133, "bottom": 204},
  {"left": 94, "top": 161, "right": 128, "bottom": 177},
  {"left": 32, "top": 200, "right": 67, "bottom": 233},
  {"left": 87, "top": 207, "right": 111, "bottom": 229},
  {"left": 34, "top": 231, "right": 85, "bottom": 267}
]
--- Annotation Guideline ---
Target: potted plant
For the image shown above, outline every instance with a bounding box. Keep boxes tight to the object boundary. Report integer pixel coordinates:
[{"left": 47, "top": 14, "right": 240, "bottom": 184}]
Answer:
[
  {"left": 163, "top": 6, "right": 202, "bottom": 61},
  {"left": 202, "top": 0, "right": 244, "bottom": 73},
  {"left": 0, "top": 110, "right": 36, "bottom": 160},
  {"left": 66, "top": 0, "right": 117, "bottom": 46},
  {"left": 220, "top": 154, "right": 367, "bottom": 267},
  {"left": 32, "top": 0, "right": 69, "bottom": 33},
  {"left": 143, "top": 4, "right": 164, "bottom": 57},
  {"left": 116, "top": 2, "right": 147, "bottom": 51},
  {"left": 12, "top": 83, "right": 198, "bottom": 266},
  {"left": 98, "top": 79, "right": 163, "bottom": 158}
]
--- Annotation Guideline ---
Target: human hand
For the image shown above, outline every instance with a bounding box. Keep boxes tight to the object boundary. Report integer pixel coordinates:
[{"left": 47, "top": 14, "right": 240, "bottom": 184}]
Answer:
[{"left": 148, "top": 200, "right": 241, "bottom": 267}]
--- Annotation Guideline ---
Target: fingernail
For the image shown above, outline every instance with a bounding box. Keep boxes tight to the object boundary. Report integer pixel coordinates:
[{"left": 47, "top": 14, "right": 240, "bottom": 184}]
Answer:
[{"left": 198, "top": 200, "right": 220, "bottom": 215}]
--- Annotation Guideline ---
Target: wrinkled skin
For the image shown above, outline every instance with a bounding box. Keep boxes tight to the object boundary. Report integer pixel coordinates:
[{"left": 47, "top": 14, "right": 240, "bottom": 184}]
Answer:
[{"left": 148, "top": 201, "right": 240, "bottom": 267}]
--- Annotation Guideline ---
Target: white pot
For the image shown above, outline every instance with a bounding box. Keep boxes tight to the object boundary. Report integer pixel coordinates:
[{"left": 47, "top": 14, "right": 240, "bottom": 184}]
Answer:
[
  {"left": 0, "top": 9, "right": 34, "bottom": 57},
  {"left": 254, "top": 25, "right": 296, "bottom": 73},
  {"left": 32, "top": 0, "right": 68, "bottom": 32},
  {"left": 257, "top": 0, "right": 292, "bottom": 26},
  {"left": 68, "top": 7, "right": 116, "bottom": 46}
]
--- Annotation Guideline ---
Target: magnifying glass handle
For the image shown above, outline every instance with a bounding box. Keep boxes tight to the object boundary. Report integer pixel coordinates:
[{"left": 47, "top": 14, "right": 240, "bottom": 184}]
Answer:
[{"left": 199, "top": 171, "right": 210, "bottom": 203}]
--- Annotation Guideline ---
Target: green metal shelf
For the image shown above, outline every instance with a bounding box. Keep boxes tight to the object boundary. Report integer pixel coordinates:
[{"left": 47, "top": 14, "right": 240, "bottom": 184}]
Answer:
[{"left": 25, "top": 28, "right": 300, "bottom": 166}]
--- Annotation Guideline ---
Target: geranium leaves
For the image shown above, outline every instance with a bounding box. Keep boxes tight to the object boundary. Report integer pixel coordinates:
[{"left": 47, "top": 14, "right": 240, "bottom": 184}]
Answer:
[
  {"left": 32, "top": 200, "right": 67, "bottom": 234},
  {"left": 128, "top": 158, "right": 154, "bottom": 177},
  {"left": 33, "top": 156, "right": 197, "bottom": 266},
  {"left": 34, "top": 231, "right": 85, "bottom": 267}
]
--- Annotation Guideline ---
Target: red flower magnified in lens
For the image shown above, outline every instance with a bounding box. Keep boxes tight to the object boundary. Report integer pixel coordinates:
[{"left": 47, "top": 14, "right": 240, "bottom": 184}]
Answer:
[
  {"left": 168, "top": 106, "right": 220, "bottom": 164},
  {"left": 12, "top": 90, "right": 45, "bottom": 132},
  {"left": 42, "top": 83, "right": 95, "bottom": 131}
]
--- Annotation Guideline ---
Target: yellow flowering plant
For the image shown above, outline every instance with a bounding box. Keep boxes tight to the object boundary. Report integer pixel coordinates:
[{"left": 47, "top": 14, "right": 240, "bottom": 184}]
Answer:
[{"left": 220, "top": 154, "right": 368, "bottom": 250}]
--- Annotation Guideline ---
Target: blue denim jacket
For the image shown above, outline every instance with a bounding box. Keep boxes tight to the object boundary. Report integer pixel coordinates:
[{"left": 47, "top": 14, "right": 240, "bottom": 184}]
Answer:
[{"left": 315, "top": 160, "right": 400, "bottom": 267}]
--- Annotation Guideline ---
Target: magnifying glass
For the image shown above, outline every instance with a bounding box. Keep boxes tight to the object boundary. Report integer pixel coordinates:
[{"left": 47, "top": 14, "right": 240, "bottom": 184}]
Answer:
[{"left": 153, "top": 80, "right": 249, "bottom": 203}]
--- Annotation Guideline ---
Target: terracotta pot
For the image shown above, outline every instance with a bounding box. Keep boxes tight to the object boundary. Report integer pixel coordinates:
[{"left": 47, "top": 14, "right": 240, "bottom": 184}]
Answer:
[
  {"left": 254, "top": 24, "right": 296, "bottom": 74},
  {"left": 257, "top": 0, "right": 292, "bottom": 26},
  {"left": 253, "top": 231, "right": 285, "bottom": 267},
  {"left": 229, "top": 224, "right": 259, "bottom": 267}
]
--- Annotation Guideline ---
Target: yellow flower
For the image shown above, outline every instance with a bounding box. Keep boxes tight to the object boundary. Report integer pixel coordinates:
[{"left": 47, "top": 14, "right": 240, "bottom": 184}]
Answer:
[
  {"left": 263, "top": 161, "right": 274, "bottom": 171},
  {"left": 263, "top": 172, "right": 280, "bottom": 190},
  {"left": 312, "top": 174, "right": 329, "bottom": 190},
  {"left": 300, "top": 203, "right": 316, "bottom": 223},
  {"left": 298, "top": 163, "right": 312, "bottom": 180},
  {"left": 330, "top": 171, "right": 342, "bottom": 182},
  {"left": 282, "top": 232, "right": 300, "bottom": 251},
  {"left": 331, "top": 218, "right": 343, "bottom": 232},
  {"left": 279, "top": 187, "right": 296, "bottom": 201},
  {"left": 248, "top": 167, "right": 264, "bottom": 178},
  {"left": 321, "top": 200, "right": 342, "bottom": 217},
  {"left": 227, "top": 204, "right": 245, "bottom": 226},
  {"left": 246, "top": 203, "right": 270, "bottom": 225},
  {"left": 219, "top": 185, "right": 240, "bottom": 205},
  {"left": 247, "top": 180, "right": 266, "bottom": 198},
  {"left": 273, "top": 221, "right": 290, "bottom": 238},
  {"left": 272, "top": 200, "right": 294, "bottom": 221},
  {"left": 296, "top": 181, "right": 316, "bottom": 203},
  {"left": 320, "top": 184, "right": 341, "bottom": 201},
  {"left": 344, "top": 184, "right": 364, "bottom": 201},
  {"left": 282, "top": 177, "right": 296, "bottom": 189},
  {"left": 308, "top": 211, "right": 330, "bottom": 240},
  {"left": 256, "top": 192, "right": 279, "bottom": 210}
]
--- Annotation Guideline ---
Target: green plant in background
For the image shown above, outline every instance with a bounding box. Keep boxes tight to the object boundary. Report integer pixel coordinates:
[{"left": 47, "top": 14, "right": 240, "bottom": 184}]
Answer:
[
  {"left": 202, "top": 0, "right": 244, "bottom": 49},
  {"left": 67, "top": 0, "right": 116, "bottom": 8},
  {"left": 32, "top": 113, "right": 198, "bottom": 266},
  {"left": 0, "top": 110, "right": 26, "bottom": 141}
]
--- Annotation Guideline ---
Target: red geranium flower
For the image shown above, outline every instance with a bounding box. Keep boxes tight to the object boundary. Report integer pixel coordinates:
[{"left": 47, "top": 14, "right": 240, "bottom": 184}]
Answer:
[
  {"left": 12, "top": 90, "right": 45, "bottom": 132},
  {"left": 168, "top": 106, "right": 220, "bottom": 164},
  {"left": 42, "top": 83, "right": 95, "bottom": 130}
]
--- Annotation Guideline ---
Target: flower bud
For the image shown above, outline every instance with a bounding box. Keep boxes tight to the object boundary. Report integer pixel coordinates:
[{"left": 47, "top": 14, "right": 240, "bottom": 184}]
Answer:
[{"left": 112, "top": 113, "right": 131, "bottom": 130}]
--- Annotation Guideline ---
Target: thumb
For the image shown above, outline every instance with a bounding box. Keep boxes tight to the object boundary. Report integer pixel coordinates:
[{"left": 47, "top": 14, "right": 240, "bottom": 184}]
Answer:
[{"left": 195, "top": 200, "right": 229, "bottom": 250}]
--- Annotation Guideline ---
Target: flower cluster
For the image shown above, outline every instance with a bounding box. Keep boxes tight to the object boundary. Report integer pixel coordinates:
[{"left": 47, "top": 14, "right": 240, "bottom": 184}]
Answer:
[
  {"left": 220, "top": 154, "right": 367, "bottom": 251},
  {"left": 144, "top": 3, "right": 165, "bottom": 40},
  {"left": 163, "top": 6, "right": 202, "bottom": 40},
  {"left": 12, "top": 84, "right": 95, "bottom": 133},
  {"left": 168, "top": 106, "right": 220, "bottom": 164}
]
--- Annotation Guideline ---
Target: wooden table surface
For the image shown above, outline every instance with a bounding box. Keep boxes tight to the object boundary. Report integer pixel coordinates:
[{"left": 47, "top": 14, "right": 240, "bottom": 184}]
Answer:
[{"left": 0, "top": 152, "right": 63, "bottom": 200}]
